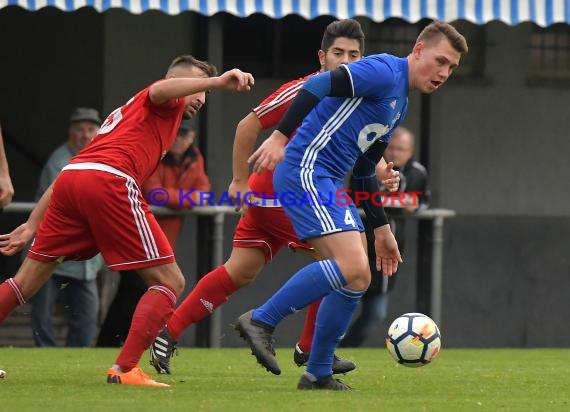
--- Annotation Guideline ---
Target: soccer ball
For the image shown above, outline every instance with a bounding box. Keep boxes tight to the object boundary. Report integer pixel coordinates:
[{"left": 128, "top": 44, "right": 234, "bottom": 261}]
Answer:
[{"left": 386, "top": 312, "right": 441, "bottom": 367}]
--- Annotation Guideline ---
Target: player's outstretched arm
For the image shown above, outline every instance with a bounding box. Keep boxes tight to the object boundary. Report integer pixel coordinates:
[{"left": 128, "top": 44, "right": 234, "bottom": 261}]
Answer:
[
  {"left": 0, "top": 182, "right": 54, "bottom": 256},
  {"left": 229, "top": 112, "right": 263, "bottom": 210},
  {"left": 149, "top": 69, "right": 254, "bottom": 105},
  {"left": 215, "top": 69, "right": 255, "bottom": 92}
]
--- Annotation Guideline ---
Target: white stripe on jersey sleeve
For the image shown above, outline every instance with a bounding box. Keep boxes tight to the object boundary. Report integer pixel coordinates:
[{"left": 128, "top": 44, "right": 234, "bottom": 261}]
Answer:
[{"left": 253, "top": 81, "right": 305, "bottom": 118}]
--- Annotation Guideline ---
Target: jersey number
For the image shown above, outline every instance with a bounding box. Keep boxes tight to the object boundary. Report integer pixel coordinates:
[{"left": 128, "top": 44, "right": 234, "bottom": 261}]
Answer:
[
  {"left": 98, "top": 97, "right": 134, "bottom": 135},
  {"left": 344, "top": 210, "right": 356, "bottom": 227},
  {"left": 357, "top": 123, "right": 390, "bottom": 152},
  {"left": 98, "top": 107, "right": 123, "bottom": 135}
]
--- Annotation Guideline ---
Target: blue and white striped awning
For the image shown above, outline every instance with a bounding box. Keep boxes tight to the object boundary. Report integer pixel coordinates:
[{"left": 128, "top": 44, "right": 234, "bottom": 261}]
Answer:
[{"left": 1, "top": 0, "right": 569, "bottom": 26}]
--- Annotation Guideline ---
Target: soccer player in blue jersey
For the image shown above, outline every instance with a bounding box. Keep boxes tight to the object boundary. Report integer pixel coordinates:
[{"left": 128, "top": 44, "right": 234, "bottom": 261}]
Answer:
[{"left": 236, "top": 21, "right": 468, "bottom": 390}]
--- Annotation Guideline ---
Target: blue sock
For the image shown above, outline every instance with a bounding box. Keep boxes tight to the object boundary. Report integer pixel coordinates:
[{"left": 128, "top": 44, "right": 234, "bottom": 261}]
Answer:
[
  {"left": 307, "top": 288, "right": 364, "bottom": 379},
  {"left": 252, "top": 259, "right": 346, "bottom": 327}
]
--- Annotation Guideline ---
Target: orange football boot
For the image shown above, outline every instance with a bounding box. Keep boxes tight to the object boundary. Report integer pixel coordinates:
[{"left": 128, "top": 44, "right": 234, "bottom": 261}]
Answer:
[{"left": 107, "top": 366, "right": 170, "bottom": 387}]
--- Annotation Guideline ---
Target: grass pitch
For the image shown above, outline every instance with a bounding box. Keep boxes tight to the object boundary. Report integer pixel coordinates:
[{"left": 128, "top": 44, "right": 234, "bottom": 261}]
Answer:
[{"left": 0, "top": 347, "right": 569, "bottom": 412}]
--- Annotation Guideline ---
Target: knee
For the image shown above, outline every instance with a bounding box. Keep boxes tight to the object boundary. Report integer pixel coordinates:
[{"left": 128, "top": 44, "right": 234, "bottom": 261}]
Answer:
[
  {"left": 170, "top": 272, "right": 185, "bottom": 297},
  {"left": 224, "top": 256, "right": 263, "bottom": 289},
  {"left": 228, "top": 269, "right": 258, "bottom": 288},
  {"left": 142, "top": 264, "right": 186, "bottom": 297},
  {"left": 336, "top": 256, "right": 371, "bottom": 291}
]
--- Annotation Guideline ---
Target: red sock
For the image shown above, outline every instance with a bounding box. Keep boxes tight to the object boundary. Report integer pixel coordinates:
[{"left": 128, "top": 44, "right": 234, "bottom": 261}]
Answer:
[
  {"left": 115, "top": 284, "right": 178, "bottom": 372},
  {"left": 0, "top": 279, "right": 26, "bottom": 322},
  {"left": 167, "top": 265, "right": 238, "bottom": 341},
  {"left": 297, "top": 299, "right": 322, "bottom": 353}
]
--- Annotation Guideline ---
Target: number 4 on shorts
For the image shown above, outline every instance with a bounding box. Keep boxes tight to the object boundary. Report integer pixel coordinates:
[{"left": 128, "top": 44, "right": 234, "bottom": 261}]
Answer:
[{"left": 344, "top": 209, "right": 356, "bottom": 227}]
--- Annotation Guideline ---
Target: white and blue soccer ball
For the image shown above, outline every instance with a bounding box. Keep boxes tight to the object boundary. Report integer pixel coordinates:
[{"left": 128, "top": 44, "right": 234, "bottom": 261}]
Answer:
[{"left": 386, "top": 313, "right": 442, "bottom": 367}]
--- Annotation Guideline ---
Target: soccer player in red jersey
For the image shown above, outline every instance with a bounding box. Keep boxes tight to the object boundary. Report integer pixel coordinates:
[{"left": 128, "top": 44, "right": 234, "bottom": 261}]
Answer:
[
  {"left": 0, "top": 55, "right": 253, "bottom": 387},
  {"left": 150, "top": 20, "right": 400, "bottom": 376}
]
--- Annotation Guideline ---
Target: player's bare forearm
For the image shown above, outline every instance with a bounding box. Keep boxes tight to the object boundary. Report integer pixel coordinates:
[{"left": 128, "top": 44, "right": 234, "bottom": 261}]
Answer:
[
  {"left": 27, "top": 182, "right": 54, "bottom": 233},
  {"left": 0, "top": 181, "right": 52, "bottom": 255},
  {"left": 149, "top": 77, "right": 222, "bottom": 105},
  {"left": 233, "top": 112, "right": 263, "bottom": 182},
  {"left": 149, "top": 70, "right": 253, "bottom": 105},
  {"left": 0, "top": 129, "right": 14, "bottom": 206},
  {"left": 0, "top": 176, "right": 14, "bottom": 208},
  {"left": 0, "top": 137, "right": 10, "bottom": 177},
  {"left": 248, "top": 131, "right": 288, "bottom": 174}
]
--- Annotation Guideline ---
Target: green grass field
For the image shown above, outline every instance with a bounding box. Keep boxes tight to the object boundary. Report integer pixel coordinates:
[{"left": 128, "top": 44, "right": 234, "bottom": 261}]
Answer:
[{"left": 0, "top": 347, "right": 569, "bottom": 412}]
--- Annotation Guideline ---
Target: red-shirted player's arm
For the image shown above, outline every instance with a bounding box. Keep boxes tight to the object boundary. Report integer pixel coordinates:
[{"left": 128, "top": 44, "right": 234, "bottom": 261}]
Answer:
[
  {"left": 232, "top": 112, "right": 263, "bottom": 184},
  {"left": 25, "top": 182, "right": 54, "bottom": 234},
  {"left": 149, "top": 78, "right": 219, "bottom": 105},
  {"left": 149, "top": 69, "right": 254, "bottom": 105},
  {"left": 0, "top": 124, "right": 14, "bottom": 208},
  {"left": 0, "top": 182, "right": 54, "bottom": 255},
  {"left": 231, "top": 76, "right": 309, "bottom": 185}
]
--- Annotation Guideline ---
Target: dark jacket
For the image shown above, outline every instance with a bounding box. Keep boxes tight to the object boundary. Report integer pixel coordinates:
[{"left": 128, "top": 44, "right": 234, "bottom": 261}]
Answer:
[{"left": 360, "top": 158, "right": 430, "bottom": 293}]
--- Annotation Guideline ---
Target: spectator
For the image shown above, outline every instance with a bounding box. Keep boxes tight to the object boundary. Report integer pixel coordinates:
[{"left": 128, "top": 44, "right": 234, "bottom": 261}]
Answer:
[
  {"left": 342, "top": 126, "right": 430, "bottom": 347},
  {"left": 30, "top": 108, "right": 105, "bottom": 347},
  {"left": 96, "top": 117, "right": 211, "bottom": 347}
]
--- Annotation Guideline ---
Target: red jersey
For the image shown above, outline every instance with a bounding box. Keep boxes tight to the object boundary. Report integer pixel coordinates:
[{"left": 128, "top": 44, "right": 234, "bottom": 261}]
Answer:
[
  {"left": 248, "top": 72, "right": 318, "bottom": 197},
  {"left": 71, "top": 84, "right": 185, "bottom": 185}
]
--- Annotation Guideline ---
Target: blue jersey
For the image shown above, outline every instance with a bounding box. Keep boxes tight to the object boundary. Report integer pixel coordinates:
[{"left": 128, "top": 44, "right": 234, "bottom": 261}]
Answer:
[
  {"left": 283, "top": 54, "right": 409, "bottom": 179},
  {"left": 273, "top": 54, "right": 409, "bottom": 240}
]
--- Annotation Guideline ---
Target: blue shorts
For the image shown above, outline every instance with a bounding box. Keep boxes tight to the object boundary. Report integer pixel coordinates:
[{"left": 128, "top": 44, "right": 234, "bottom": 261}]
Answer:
[{"left": 273, "top": 162, "right": 364, "bottom": 241}]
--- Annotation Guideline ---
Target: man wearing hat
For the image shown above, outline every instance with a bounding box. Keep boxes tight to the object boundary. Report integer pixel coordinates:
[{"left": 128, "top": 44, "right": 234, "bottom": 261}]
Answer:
[
  {"left": 97, "top": 117, "right": 210, "bottom": 347},
  {"left": 31, "top": 107, "right": 106, "bottom": 347}
]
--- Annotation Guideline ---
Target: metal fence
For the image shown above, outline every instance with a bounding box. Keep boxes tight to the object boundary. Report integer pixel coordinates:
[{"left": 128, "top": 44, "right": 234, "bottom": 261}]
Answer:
[{"left": 3, "top": 202, "right": 455, "bottom": 347}]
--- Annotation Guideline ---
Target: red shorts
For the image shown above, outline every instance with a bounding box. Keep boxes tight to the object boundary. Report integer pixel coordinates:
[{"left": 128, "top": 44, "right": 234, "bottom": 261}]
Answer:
[
  {"left": 28, "top": 164, "right": 175, "bottom": 271},
  {"left": 233, "top": 204, "right": 313, "bottom": 262}
]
